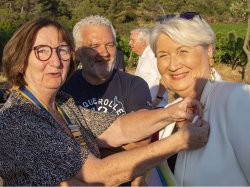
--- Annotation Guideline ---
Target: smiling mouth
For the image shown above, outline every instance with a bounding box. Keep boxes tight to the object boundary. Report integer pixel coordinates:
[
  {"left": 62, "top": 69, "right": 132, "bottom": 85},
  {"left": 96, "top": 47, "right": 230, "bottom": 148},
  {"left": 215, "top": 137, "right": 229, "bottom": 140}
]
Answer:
[
  {"left": 171, "top": 72, "right": 188, "bottom": 80},
  {"left": 48, "top": 72, "right": 62, "bottom": 76}
]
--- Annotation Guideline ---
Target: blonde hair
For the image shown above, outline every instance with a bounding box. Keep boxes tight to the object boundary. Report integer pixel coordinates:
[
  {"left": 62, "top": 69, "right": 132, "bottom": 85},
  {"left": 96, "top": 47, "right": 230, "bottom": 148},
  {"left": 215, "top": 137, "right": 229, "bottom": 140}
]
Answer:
[{"left": 150, "top": 16, "right": 215, "bottom": 54}]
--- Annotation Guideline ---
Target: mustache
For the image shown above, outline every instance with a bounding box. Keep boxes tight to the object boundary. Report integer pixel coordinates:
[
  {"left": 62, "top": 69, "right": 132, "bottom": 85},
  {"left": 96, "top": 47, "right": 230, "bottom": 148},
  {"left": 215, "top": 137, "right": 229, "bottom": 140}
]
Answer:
[{"left": 95, "top": 57, "right": 110, "bottom": 62}]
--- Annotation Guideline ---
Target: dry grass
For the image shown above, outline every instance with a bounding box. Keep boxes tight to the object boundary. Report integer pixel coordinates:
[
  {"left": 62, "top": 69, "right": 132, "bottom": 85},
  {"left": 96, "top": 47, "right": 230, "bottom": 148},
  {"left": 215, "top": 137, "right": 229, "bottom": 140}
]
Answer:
[{"left": 214, "top": 63, "right": 243, "bottom": 83}]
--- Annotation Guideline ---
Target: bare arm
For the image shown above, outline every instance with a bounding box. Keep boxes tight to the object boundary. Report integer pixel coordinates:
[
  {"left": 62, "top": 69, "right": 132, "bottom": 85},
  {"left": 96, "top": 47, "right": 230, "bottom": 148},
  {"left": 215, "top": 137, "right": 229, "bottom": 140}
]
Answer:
[
  {"left": 121, "top": 108, "right": 152, "bottom": 150},
  {"left": 97, "top": 97, "right": 203, "bottom": 148},
  {"left": 120, "top": 109, "right": 152, "bottom": 150},
  {"left": 118, "top": 109, "right": 152, "bottom": 187},
  {"left": 60, "top": 119, "right": 209, "bottom": 186},
  {"left": 121, "top": 137, "right": 151, "bottom": 150}
]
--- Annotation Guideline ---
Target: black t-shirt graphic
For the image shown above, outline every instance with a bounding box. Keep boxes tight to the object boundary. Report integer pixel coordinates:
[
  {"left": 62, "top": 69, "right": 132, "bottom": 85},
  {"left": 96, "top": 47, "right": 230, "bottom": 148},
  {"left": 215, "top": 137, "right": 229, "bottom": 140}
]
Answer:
[{"left": 62, "top": 69, "right": 153, "bottom": 115}]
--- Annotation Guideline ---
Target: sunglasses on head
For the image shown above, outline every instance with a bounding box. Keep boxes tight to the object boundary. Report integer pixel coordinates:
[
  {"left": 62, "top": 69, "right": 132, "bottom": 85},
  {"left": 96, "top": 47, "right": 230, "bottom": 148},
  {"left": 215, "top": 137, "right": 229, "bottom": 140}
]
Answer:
[
  {"left": 160, "top": 12, "right": 201, "bottom": 23},
  {"left": 180, "top": 12, "right": 201, "bottom": 19}
]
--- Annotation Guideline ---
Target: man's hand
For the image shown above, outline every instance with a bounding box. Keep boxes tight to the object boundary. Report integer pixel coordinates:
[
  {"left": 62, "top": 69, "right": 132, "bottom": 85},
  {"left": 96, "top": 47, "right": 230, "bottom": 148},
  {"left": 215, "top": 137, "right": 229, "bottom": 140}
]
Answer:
[
  {"left": 166, "top": 97, "right": 203, "bottom": 122},
  {"left": 175, "top": 119, "right": 209, "bottom": 150}
]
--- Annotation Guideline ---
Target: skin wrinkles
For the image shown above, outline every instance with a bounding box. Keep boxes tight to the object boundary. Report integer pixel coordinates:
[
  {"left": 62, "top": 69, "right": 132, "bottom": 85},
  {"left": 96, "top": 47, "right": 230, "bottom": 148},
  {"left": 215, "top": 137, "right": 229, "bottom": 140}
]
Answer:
[
  {"left": 77, "top": 25, "right": 116, "bottom": 85},
  {"left": 0, "top": 18, "right": 210, "bottom": 186},
  {"left": 24, "top": 26, "right": 70, "bottom": 104},
  {"left": 156, "top": 33, "right": 212, "bottom": 100},
  {"left": 129, "top": 31, "right": 145, "bottom": 56}
]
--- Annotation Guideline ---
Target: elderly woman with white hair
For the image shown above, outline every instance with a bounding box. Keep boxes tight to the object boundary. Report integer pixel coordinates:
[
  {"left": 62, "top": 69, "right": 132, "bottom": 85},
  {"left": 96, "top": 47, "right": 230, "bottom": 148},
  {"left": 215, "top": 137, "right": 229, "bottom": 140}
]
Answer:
[{"left": 149, "top": 12, "right": 250, "bottom": 185}]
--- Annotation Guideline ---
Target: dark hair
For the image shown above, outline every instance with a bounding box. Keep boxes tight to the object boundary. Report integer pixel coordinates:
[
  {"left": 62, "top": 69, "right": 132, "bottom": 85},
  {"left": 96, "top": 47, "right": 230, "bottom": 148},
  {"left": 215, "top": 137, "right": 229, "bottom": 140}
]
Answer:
[{"left": 2, "top": 17, "right": 75, "bottom": 87}]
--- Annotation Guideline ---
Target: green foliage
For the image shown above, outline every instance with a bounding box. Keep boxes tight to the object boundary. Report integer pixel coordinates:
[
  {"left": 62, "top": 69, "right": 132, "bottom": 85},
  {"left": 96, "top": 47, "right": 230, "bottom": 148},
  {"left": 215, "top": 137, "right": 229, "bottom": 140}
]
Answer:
[
  {"left": 229, "top": 0, "right": 248, "bottom": 20},
  {"left": 0, "top": 29, "right": 12, "bottom": 69},
  {"left": 212, "top": 23, "right": 247, "bottom": 68},
  {"left": 130, "top": 0, "right": 138, "bottom": 9},
  {"left": 214, "top": 31, "right": 247, "bottom": 68},
  {"left": 142, "top": 15, "right": 153, "bottom": 22},
  {"left": 124, "top": 11, "right": 136, "bottom": 23},
  {"left": 116, "top": 35, "right": 138, "bottom": 67},
  {"left": 212, "top": 23, "right": 247, "bottom": 38},
  {"left": 0, "top": 0, "right": 248, "bottom": 70},
  {"left": 116, "top": 35, "right": 129, "bottom": 55},
  {"left": 114, "top": 21, "right": 139, "bottom": 36}
]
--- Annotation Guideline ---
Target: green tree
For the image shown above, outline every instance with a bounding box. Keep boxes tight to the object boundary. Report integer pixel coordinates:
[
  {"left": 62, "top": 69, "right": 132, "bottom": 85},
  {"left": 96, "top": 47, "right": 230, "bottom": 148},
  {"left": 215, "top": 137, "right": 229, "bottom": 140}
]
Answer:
[
  {"left": 71, "top": 0, "right": 104, "bottom": 22},
  {"left": 230, "top": 0, "right": 250, "bottom": 82}
]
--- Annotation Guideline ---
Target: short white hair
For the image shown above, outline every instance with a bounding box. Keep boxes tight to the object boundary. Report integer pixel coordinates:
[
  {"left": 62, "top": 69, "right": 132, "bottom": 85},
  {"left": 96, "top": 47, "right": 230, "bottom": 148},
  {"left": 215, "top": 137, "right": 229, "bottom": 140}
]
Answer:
[
  {"left": 73, "top": 15, "right": 116, "bottom": 49},
  {"left": 150, "top": 16, "right": 215, "bottom": 54},
  {"left": 130, "top": 27, "right": 150, "bottom": 45}
]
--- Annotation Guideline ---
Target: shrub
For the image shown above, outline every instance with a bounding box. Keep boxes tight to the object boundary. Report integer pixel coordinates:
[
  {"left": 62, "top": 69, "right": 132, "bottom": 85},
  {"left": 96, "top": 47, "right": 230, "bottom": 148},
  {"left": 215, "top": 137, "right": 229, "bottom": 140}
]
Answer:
[
  {"left": 116, "top": 34, "right": 138, "bottom": 67},
  {"left": 215, "top": 31, "right": 247, "bottom": 69}
]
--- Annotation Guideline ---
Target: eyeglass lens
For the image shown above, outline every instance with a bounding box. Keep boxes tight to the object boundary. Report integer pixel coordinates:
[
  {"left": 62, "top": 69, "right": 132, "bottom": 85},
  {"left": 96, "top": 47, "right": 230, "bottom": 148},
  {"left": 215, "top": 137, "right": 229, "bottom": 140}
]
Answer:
[{"left": 34, "top": 45, "right": 71, "bottom": 61}]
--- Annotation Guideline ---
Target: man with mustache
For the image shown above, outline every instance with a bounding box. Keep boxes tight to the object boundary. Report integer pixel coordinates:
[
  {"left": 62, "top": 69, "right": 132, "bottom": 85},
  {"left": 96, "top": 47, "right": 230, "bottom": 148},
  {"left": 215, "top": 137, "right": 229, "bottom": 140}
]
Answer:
[{"left": 62, "top": 15, "right": 153, "bottom": 186}]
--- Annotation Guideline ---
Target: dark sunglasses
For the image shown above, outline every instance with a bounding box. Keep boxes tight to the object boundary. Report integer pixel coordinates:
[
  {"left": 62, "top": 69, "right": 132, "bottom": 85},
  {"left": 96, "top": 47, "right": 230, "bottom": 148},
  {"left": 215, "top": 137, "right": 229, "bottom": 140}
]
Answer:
[
  {"left": 160, "top": 12, "right": 201, "bottom": 23},
  {"left": 180, "top": 12, "right": 201, "bottom": 20}
]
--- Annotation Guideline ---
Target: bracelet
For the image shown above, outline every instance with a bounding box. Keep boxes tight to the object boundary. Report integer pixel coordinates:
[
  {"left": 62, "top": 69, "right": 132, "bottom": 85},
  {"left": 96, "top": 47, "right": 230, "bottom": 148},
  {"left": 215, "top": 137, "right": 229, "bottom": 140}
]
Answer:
[{"left": 156, "top": 96, "right": 164, "bottom": 99}]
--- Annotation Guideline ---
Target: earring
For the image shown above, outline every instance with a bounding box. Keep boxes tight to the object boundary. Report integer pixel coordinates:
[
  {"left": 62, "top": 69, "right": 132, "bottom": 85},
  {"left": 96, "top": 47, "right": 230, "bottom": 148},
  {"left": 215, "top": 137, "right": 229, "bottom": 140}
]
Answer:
[{"left": 209, "top": 58, "right": 215, "bottom": 83}]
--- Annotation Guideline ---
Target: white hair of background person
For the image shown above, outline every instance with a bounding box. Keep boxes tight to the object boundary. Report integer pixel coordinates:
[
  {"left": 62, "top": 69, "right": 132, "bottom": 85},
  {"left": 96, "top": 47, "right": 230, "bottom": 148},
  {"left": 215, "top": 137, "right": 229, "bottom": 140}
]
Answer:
[
  {"left": 130, "top": 27, "right": 150, "bottom": 45},
  {"left": 149, "top": 16, "right": 216, "bottom": 54},
  {"left": 73, "top": 15, "right": 117, "bottom": 49}
]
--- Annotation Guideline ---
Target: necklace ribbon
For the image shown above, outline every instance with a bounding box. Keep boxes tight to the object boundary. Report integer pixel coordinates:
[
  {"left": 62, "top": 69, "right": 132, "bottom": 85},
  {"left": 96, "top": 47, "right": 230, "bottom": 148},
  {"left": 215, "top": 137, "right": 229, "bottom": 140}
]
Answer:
[
  {"left": 18, "top": 85, "right": 51, "bottom": 115},
  {"left": 18, "top": 85, "right": 86, "bottom": 146}
]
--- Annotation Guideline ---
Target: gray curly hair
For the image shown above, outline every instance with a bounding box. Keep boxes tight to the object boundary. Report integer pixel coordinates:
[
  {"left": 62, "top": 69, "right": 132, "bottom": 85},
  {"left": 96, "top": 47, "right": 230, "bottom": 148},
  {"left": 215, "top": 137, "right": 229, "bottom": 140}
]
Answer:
[{"left": 73, "top": 15, "right": 116, "bottom": 49}]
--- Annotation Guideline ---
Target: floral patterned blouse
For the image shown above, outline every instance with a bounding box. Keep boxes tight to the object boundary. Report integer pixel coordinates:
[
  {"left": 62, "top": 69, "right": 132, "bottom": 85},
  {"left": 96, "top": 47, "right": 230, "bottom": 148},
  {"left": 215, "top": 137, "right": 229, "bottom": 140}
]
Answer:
[{"left": 0, "top": 91, "right": 118, "bottom": 186}]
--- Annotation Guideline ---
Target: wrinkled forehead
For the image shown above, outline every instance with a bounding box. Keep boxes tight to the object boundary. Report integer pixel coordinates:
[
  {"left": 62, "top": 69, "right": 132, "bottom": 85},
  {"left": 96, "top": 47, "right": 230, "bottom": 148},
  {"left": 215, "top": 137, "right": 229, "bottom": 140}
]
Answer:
[
  {"left": 130, "top": 31, "right": 140, "bottom": 39},
  {"left": 81, "top": 25, "right": 115, "bottom": 43}
]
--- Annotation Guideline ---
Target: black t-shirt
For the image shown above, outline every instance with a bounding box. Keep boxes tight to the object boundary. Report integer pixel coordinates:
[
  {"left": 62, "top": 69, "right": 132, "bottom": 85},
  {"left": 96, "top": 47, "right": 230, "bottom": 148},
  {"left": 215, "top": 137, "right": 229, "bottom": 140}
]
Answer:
[
  {"left": 114, "top": 50, "right": 126, "bottom": 72},
  {"left": 61, "top": 69, "right": 153, "bottom": 115},
  {"left": 62, "top": 69, "right": 153, "bottom": 186}
]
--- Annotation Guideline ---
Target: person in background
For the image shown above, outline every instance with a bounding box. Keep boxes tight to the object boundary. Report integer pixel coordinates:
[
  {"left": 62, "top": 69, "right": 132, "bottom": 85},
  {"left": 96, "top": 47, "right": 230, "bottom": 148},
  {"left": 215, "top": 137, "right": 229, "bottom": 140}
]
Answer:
[
  {"left": 150, "top": 12, "right": 250, "bottom": 185},
  {"left": 114, "top": 49, "right": 126, "bottom": 72},
  {"left": 0, "top": 17, "right": 209, "bottom": 186},
  {"left": 129, "top": 27, "right": 168, "bottom": 108},
  {"left": 61, "top": 15, "right": 152, "bottom": 186}
]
